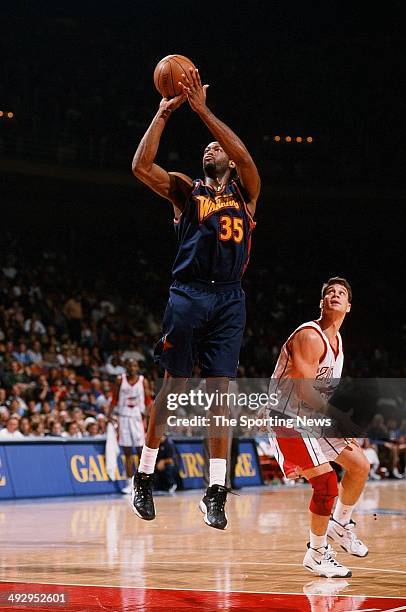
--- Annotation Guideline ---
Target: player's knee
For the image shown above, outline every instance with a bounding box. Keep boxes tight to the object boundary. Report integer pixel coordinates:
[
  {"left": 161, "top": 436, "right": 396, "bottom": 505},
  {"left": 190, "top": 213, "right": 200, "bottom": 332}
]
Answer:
[
  {"left": 309, "top": 470, "right": 338, "bottom": 516},
  {"left": 350, "top": 452, "right": 370, "bottom": 481},
  {"left": 344, "top": 447, "right": 370, "bottom": 480}
]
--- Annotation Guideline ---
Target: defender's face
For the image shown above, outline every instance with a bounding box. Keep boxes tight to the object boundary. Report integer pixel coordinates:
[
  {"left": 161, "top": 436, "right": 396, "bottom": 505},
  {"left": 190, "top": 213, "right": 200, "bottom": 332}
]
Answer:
[
  {"left": 203, "top": 142, "right": 232, "bottom": 176},
  {"left": 320, "top": 284, "right": 351, "bottom": 315},
  {"left": 126, "top": 361, "right": 139, "bottom": 376}
]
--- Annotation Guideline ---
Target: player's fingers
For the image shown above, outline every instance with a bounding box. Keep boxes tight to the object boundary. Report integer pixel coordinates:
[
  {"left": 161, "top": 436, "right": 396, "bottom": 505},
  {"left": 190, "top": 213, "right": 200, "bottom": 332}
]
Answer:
[
  {"left": 181, "top": 72, "right": 191, "bottom": 86},
  {"left": 203, "top": 84, "right": 209, "bottom": 93},
  {"left": 190, "top": 67, "right": 199, "bottom": 88},
  {"left": 188, "top": 66, "right": 198, "bottom": 89},
  {"left": 179, "top": 82, "right": 191, "bottom": 95},
  {"left": 195, "top": 68, "right": 202, "bottom": 86}
]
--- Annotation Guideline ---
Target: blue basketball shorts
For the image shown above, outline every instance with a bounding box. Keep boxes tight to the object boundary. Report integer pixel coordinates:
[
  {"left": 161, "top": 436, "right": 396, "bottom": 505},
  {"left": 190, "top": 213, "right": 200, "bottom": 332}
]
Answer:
[{"left": 154, "top": 280, "right": 246, "bottom": 378}]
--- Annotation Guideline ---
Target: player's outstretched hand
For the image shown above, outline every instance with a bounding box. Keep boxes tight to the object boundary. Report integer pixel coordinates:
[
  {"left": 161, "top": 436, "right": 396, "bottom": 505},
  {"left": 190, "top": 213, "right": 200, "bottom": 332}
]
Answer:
[
  {"left": 159, "top": 93, "right": 186, "bottom": 114},
  {"left": 179, "top": 67, "right": 209, "bottom": 113}
]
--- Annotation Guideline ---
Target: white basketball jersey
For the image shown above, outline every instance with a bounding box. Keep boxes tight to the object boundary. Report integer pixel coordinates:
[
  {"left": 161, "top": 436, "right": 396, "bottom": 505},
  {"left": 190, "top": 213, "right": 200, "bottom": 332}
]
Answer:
[
  {"left": 118, "top": 374, "right": 145, "bottom": 418},
  {"left": 270, "top": 320, "right": 343, "bottom": 418}
]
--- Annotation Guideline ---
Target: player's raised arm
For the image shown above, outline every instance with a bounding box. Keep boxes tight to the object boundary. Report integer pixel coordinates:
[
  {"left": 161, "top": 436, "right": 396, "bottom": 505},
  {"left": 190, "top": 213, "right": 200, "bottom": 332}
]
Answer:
[
  {"left": 180, "top": 68, "right": 260, "bottom": 214},
  {"left": 132, "top": 95, "right": 193, "bottom": 213},
  {"left": 289, "top": 329, "right": 327, "bottom": 413}
]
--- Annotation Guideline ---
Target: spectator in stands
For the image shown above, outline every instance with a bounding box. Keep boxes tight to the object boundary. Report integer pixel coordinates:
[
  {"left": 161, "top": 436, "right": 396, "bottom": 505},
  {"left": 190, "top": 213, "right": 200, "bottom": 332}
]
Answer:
[
  {"left": 12, "top": 342, "right": 31, "bottom": 365},
  {"left": 34, "top": 374, "right": 53, "bottom": 403},
  {"left": 103, "top": 355, "right": 125, "bottom": 377},
  {"left": 9, "top": 384, "right": 29, "bottom": 415},
  {"left": 2, "top": 361, "right": 29, "bottom": 387},
  {"left": 96, "top": 413, "right": 107, "bottom": 434},
  {"left": 367, "top": 414, "right": 388, "bottom": 440},
  {"left": 0, "top": 388, "right": 7, "bottom": 409},
  {"left": 84, "top": 418, "right": 100, "bottom": 437},
  {"left": 0, "top": 415, "right": 24, "bottom": 439},
  {"left": 63, "top": 421, "right": 83, "bottom": 438},
  {"left": 19, "top": 416, "right": 32, "bottom": 436},
  {"left": 24, "top": 313, "right": 46, "bottom": 336},
  {"left": 0, "top": 407, "right": 10, "bottom": 428},
  {"left": 63, "top": 294, "right": 83, "bottom": 342},
  {"left": 48, "top": 421, "right": 64, "bottom": 437},
  {"left": 76, "top": 354, "right": 97, "bottom": 380},
  {"left": 31, "top": 421, "right": 45, "bottom": 437},
  {"left": 27, "top": 340, "right": 43, "bottom": 365}
]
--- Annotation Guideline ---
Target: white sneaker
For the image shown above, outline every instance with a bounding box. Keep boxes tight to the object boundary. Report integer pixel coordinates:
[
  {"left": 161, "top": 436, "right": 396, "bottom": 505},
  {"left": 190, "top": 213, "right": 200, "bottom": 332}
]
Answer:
[
  {"left": 369, "top": 470, "right": 381, "bottom": 481},
  {"left": 328, "top": 518, "right": 368, "bottom": 557},
  {"left": 303, "top": 544, "right": 352, "bottom": 578}
]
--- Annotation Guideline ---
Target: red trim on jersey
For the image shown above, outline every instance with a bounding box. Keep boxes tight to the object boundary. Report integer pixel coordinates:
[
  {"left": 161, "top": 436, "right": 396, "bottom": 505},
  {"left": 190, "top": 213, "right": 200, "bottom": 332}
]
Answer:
[
  {"left": 231, "top": 180, "right": 256, "bottom": 277},
  {"left": 273, "top": 427, "right": 319, "bottom": 477},
  {"left": 313, "top": 320, "right": 339, "bottom": 359},
  {"left": 286, "top": 325, "right": 328, "bottom": 363}
]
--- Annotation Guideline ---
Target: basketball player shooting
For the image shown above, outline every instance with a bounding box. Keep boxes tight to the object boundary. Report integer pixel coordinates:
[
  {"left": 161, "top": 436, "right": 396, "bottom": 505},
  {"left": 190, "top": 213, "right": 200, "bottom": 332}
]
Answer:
[
  {"left": 269, "top": 278, "right": 370, "bottom": 577},
  {"left": 131, "top": 66, "right": 260, "bottom": 529}
]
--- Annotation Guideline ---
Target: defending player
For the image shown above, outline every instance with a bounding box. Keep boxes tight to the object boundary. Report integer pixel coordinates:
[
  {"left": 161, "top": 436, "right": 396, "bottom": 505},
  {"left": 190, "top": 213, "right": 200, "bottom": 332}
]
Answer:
[
  {"left": 108, "top": 359, "right": 150, "bottom": 493},
  {"left": 269, "top": 278, "right": 370, "bottom": 577},
  {"left": 131, "top": 67, "right": 260, "bottom": 529}
]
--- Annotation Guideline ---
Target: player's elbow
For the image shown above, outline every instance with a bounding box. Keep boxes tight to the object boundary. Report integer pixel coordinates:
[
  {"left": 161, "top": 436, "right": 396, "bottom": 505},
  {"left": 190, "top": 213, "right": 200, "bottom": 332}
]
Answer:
[{"left": 131, "top": 160, "right": 144, "bottom": 178}]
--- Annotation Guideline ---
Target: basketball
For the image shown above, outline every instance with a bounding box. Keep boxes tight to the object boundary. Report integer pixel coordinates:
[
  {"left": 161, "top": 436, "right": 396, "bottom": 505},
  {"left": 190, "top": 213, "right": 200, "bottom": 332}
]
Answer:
[{"left": 153, "top": 54, "right": 196, "bottom": 98}]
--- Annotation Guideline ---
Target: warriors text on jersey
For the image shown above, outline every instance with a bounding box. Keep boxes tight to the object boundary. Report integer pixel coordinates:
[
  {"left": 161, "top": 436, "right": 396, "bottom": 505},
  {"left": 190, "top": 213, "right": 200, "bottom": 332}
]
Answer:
[
  {"left": 270, "top": 320, "right": 343, "bottom": 419},
  {"left": 172, "top": 178, "right": 256, "bottom": 283}
]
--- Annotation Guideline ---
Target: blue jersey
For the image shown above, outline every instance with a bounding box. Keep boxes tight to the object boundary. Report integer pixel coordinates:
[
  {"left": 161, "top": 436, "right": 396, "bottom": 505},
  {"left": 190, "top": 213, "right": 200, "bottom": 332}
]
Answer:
[{"left": 172, "top": 178, "right": 256, "bottom": 283}]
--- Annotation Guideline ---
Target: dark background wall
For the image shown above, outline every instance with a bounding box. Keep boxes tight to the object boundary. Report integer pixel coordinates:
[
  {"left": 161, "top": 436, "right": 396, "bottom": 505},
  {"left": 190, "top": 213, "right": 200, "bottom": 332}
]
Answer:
[{"left": 1, "top": 1, "right": 405, "bottom": 373}]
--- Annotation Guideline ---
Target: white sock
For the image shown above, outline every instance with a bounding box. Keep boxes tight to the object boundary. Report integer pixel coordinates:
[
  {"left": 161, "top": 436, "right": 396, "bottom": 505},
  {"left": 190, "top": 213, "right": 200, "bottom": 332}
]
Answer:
[
  {"left": 310, "top": 530, "right": 327, "bottom": 550},
  {"left": 333, "top": 499, "right": 355, "bottom": 525},
  {"left": 138, "top": 445, "right": 159, "bottom": 475},
  {"left": 209, "top": 458, "right": 226, "bottom": 487}
]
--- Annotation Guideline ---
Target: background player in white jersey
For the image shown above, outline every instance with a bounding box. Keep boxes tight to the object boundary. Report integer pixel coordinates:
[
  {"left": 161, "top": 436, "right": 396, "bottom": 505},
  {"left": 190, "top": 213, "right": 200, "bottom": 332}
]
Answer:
[
  {"left": 269, "top": 277, "right": 370, "bottom": 578},
  {"left": 109, "top": 359, "right": 150, "bottom": 493}
]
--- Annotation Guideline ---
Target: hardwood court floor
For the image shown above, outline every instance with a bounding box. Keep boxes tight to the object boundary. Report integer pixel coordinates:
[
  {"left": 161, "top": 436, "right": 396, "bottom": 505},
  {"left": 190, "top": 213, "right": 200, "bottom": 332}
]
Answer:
[{"left": 0, "top": 481, "right": 405, "bottom": 610}]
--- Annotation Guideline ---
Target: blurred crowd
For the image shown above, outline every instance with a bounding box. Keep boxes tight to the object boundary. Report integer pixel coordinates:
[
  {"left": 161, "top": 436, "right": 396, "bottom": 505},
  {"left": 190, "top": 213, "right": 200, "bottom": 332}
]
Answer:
[{"left": 0, "top": 246, "right": 404, "bottom": 469}]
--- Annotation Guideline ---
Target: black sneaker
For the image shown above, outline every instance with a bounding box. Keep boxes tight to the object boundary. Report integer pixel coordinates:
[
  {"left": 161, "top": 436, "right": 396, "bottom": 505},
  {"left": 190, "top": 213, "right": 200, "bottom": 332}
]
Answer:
[
  {"left": 131, "top": 472, "right": 156, "bottom": 520},
  {"left": 199, "top": 484, "right": 230, "bottom": 530}
]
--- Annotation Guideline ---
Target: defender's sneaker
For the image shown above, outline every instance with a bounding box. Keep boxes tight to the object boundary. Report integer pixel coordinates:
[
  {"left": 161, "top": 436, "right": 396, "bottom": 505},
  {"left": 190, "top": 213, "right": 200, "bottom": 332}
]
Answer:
[
  {"left": 199, "top": 484, "right": 229, "bottom": 530},
  {"left": 328, "top": 517, "right": 368, "bottom": 557},
  {"left": 131, "top": 472, "right": 156, "bottom": 520},
  {"left": 303, "top": 543, "right": 352, "bottom": 578}
]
